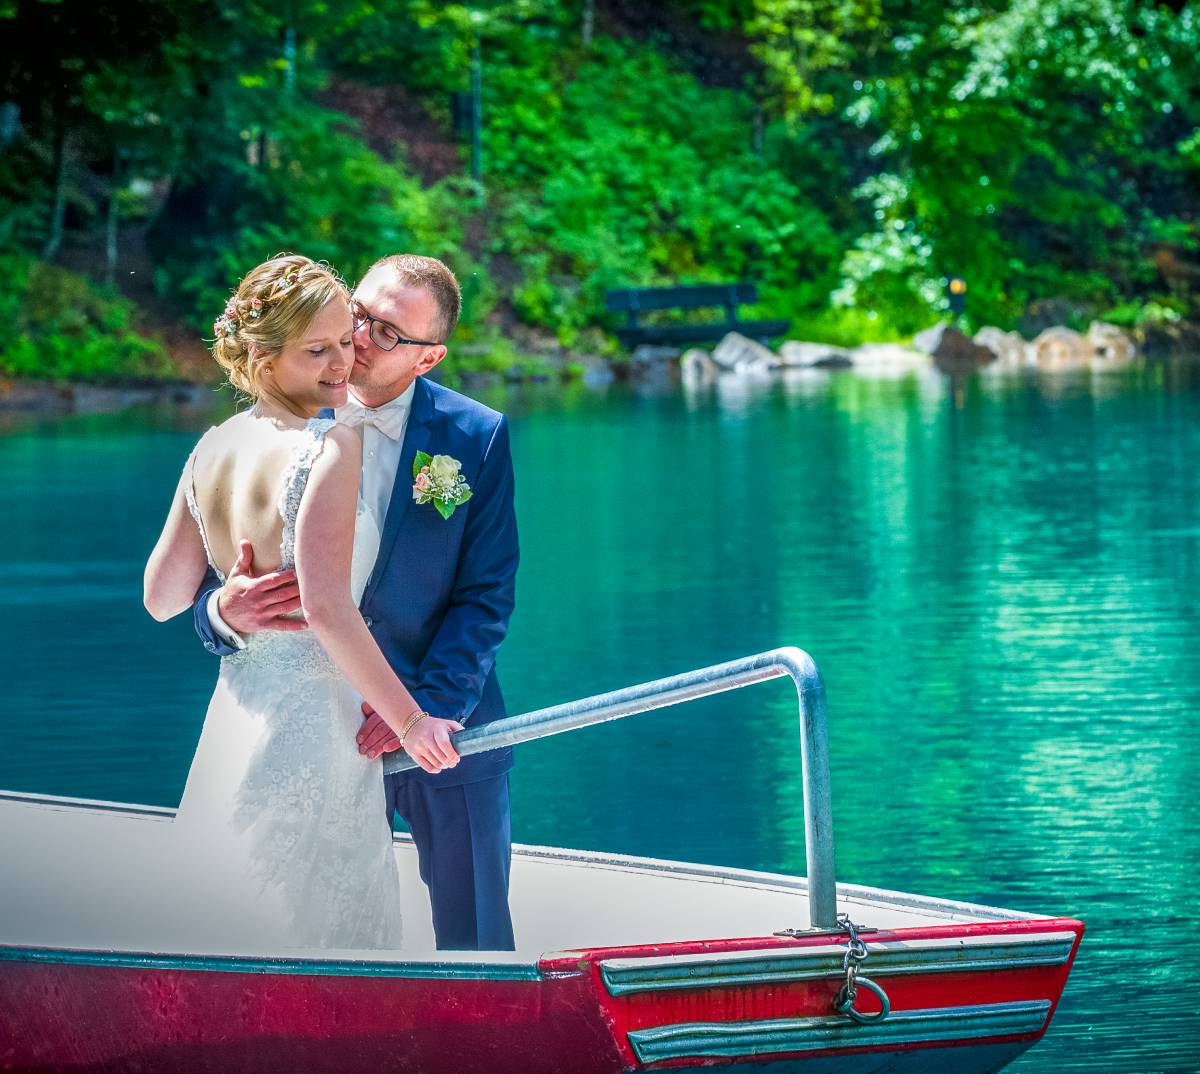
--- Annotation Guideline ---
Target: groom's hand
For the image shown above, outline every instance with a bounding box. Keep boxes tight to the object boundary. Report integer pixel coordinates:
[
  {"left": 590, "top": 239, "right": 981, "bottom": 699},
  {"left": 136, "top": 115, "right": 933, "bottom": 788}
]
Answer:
[
  {"left": 217, "top": 539, "right": 307, "bottom": 634},
  {"left": 358, "top": 702, "right": 402, "bottom": 758}
]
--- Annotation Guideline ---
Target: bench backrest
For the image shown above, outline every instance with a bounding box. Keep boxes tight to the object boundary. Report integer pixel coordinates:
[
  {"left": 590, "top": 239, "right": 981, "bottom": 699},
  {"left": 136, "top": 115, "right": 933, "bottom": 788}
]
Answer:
[{"left": 605, "top": 282, "right": 758, "bottom": 314}]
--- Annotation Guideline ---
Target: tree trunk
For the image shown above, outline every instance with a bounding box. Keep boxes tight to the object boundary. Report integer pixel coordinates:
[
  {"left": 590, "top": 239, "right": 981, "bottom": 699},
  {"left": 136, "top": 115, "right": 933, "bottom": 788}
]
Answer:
[
  {"left": 582, "top": 0, "right": 594, "bottom": 48},
  {"left": 105, "top": 152, "right": 124, "bottom": 287},
  {"left": 42, "top": 99, "right": 67, "bottom": 261}
]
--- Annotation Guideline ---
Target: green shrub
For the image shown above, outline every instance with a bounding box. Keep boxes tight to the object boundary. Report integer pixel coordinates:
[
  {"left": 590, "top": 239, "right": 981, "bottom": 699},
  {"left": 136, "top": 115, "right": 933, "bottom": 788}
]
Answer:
[
  {"left": 482, "top": 37, "right": 841, "bottom": 333},
  {"left": 0, "top": 255, "right": 174, "bottom": 381},
  {"left": 152, "top": 104, "right": 471, "bottom": 333}
]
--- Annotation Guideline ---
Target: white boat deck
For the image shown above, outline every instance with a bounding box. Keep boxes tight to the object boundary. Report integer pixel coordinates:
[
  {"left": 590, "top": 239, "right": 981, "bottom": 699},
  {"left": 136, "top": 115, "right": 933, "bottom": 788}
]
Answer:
[{"left": 0, "top": 791, "right": 1034, "bottom": 962}]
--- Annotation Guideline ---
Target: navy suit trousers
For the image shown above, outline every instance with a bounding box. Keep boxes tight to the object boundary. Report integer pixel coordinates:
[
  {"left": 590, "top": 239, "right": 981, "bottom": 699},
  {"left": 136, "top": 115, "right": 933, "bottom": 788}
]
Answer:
[{"left": 386, "top": 771, "right": 514, "bottom": 951}]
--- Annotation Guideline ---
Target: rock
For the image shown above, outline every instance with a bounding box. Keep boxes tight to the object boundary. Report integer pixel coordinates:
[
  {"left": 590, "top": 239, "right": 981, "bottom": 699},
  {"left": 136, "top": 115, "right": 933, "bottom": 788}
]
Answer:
[
  {"left": 711, "top": 332, "right": 781, "bottom": 373},
  {"left": 1135, "top": 320, "right": 1200, "bottom": 359},
  {"left": 680, "top": 347, "right": 720, "bottom": 383},
  {"left": 631, "top": 344, "right": 681, "bottom": 366},
  {"left": 580, "top": 361, "right": 615, "bottom": 388},
  {"left": 1087, "top": 321, "right": 1137, "bottom": 363},
  {"left": 1020, "top": 299, "right": 1092, "bottom": 338},
  {"left": 911, "top": 323, "right": 944, "bottom": 354},
  {"left": 458, "top": 371, "right": 502, "bottom": 391},
  {"left": 847, "top": 343, "right": 929, "bottom": 374},
  {"left": 1032, "top": 327, "right": 1092, "bottom": 372},
  {"left": 778, "top": 341, "right": 854, "bottom": 369},
  {"left": 974, "top": 326, "right": 1029, "bottom": 369},
  {"left": 913, "top": 322, "right": 996, "bottom": 373}
]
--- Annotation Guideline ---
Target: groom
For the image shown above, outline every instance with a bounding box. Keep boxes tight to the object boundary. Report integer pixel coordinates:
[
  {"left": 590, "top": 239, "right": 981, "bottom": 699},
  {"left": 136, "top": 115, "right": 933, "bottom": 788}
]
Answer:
[{"left": 191, "top": 254, "right": 518, "bottom": 951}]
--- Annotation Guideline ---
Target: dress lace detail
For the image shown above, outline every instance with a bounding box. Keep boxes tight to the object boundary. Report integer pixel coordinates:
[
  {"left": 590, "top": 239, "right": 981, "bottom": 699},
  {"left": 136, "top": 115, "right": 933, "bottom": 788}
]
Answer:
[
  {"left": 184, "top": 445, "right": 225, "bottom": 584},
  {"left": 173, "top": 415, "right": 402, "bottom": 952},
  {"left": 277, "top": 417, "right": 337, "bottom": 571}
]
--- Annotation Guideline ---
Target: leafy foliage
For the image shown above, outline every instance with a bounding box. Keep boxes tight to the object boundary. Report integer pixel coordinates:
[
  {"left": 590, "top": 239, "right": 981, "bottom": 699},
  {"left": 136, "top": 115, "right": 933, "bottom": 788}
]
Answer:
[
  {"left": 0, "top": 255, "right": 173, "bottom": 381},
  {"left": 0, "top": 0, "right": 1195, "bottom": 376},
  {"left": 151, "top": 103, "right": 466, "bottom": 331},
  {"left": 482, "top": 35, "right": 840, "bottom": 338}
]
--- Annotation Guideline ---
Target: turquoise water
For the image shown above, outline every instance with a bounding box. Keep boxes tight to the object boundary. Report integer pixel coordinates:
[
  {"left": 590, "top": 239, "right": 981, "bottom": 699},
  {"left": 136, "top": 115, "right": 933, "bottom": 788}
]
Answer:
[{"left": 2, "top": 365, "right": 1198, "bottom": 1071}]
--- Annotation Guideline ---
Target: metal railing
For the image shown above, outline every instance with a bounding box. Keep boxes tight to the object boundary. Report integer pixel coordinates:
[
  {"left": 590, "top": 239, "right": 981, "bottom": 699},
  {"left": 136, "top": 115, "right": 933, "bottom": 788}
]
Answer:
[{"left": 384, "top": 646, "right": 837, "bottom": 928}]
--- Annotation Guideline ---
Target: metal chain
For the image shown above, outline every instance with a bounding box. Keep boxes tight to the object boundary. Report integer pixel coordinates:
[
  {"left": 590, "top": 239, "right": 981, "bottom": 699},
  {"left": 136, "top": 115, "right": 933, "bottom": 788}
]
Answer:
[{"left": 832, "top": 913, "right": 890, "bottom": 1025}]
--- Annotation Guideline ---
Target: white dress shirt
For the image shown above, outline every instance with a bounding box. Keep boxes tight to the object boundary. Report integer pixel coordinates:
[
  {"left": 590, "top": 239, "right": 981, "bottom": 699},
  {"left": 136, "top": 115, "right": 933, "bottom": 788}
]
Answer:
[
  {"left": 207, "top": 383, "right": 416, "bottom": 649},
  {"left": 338, "top": 382, "right": 415, "bottom": 531}
]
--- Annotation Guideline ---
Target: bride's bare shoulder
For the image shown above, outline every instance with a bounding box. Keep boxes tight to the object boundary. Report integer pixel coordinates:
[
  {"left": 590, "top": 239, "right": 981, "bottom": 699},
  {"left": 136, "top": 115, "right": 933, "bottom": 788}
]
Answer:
[
  {"left": 321, "top": 421, "right": 361, "bottom": 456},
  {"left": 190, "top": 412, "right": 303, "bottom": 489}
]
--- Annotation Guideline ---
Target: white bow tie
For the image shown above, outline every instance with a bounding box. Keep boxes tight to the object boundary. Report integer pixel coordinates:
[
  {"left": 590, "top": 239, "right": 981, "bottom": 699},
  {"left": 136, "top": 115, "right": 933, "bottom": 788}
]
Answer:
[{"left": 340, "top": 401, "right": 406, "bottom": 440}]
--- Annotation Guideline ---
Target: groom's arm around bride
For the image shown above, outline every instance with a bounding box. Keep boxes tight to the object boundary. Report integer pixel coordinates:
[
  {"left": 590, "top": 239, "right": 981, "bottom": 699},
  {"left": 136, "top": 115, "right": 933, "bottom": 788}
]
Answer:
[{"left": 189, "top": 254, "right": 519, "bottom": 951}]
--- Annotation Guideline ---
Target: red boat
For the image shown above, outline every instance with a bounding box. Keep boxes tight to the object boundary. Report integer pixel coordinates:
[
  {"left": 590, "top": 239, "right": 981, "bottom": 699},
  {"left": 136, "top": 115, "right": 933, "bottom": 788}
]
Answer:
[{"left": 0, "top": 649, "right": 1083, "bottom": 1073}]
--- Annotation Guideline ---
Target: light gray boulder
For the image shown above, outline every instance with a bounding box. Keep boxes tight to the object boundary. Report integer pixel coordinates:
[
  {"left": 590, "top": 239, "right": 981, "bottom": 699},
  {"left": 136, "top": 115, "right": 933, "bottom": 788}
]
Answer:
[
  {"left": 1087, "top": 321, "right": 1137, "bottom": 363},
  {"left": 711, "top": 332, "right": 781, "bottom": 373},
  {"left": 778, "top": 341, "right": 854, "bottom": 369},
  {"left": 913, "top": 322, "right": 997, "bottom": 372},
  {"left": 631, "top": 344, "right": 681, "bottom": 366},
  {"left": 848, "top": 343, "right": 929, "bottom": 374},
  {"left": 974, "top": 326, "right": 1029, "bottom": 369},
  {"left": 1032, "top": 327, "right": 1092, "bottom": 371},
  {"left": 680, "top": 347, "right": 720, "bottom": 384}
]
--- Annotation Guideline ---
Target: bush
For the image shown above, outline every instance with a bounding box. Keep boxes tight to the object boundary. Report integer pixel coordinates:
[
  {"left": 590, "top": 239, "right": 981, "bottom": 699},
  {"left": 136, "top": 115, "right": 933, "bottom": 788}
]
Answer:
[
  {"left": 482, "top": 37, "right": 841, "bottom": 333},
  {"left": 151, "top": 104, "right": 471, "bottom": 333},
  {"left": 0, "top": 255, "right": 174, "bottom": 381}
]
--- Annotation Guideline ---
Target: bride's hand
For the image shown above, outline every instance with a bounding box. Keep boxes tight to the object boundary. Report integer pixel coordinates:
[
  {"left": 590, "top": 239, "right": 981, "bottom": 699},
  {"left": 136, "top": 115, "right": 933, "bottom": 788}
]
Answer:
[{"left": 401, "top": 714, "right": 464, "bottom": 775}]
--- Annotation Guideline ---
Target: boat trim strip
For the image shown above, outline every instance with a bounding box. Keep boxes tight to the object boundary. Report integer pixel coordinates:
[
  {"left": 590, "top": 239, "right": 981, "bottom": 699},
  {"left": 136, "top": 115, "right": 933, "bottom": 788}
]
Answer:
[
  {"left": 627, "top": 999, "right": 1053, "bottom": 1062},
  {"left": 600, "top": 931, "right": 1076, "bottom": 995},
  {"left": 0, "top": 944, "right": 543, "bottom": 981}
]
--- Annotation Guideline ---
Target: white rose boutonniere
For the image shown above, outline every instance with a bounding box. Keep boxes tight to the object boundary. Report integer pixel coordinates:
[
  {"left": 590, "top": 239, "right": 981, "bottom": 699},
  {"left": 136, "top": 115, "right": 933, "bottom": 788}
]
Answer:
[{"left": 412, "top": 451, "right": 473, "bottom": 520}]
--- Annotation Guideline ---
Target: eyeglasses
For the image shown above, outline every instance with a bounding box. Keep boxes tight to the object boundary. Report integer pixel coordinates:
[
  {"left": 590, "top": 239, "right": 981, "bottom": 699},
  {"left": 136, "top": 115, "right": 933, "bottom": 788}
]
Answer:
[{"left": 351, "top": 301, "right": 440, "bottom": 352}]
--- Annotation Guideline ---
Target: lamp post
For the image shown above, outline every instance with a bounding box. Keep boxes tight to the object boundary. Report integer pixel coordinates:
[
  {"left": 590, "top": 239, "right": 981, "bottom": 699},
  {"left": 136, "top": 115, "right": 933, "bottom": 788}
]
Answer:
[{"left": 946, "top": 276, "right": 967, "bottom": 323}]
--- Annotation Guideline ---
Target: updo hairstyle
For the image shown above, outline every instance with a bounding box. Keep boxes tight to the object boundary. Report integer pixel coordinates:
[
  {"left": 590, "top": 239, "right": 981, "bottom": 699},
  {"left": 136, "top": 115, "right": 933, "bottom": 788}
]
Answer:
[{"left": 211, "top": 254, "right": 351, "bottom": 397}]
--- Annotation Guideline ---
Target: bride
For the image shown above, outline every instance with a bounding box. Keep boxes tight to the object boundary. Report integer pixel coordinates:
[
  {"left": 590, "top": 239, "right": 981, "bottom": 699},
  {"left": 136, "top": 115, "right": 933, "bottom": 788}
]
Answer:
[{"left": 143, "top": 254, "right": 457, "bottom": 950}]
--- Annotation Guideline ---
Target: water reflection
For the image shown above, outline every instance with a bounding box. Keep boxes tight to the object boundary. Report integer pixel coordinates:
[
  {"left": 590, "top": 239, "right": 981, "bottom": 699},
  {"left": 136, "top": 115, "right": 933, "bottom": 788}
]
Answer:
[{"left": 1, "top": 366, "right": 1198, "bottom": 1071}]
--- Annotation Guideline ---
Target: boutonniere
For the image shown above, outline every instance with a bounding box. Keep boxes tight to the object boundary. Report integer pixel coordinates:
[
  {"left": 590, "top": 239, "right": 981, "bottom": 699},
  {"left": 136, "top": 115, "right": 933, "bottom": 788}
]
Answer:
[{"left": 412, "top": 451, "right": 473, "bottom": 519}]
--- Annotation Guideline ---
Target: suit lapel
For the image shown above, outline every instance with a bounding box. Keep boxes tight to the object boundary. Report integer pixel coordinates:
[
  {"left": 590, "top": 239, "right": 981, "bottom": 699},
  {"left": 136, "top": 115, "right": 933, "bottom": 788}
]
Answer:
[{"left": 362, "top": 377, "right": 434, "bottom": 606}]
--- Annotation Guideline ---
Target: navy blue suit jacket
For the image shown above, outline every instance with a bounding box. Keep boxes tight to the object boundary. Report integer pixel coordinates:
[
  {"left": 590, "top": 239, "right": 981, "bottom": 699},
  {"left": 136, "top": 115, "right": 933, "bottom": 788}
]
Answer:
[{"left": 192, "top": 376, "right": 517, "bottom": 787}]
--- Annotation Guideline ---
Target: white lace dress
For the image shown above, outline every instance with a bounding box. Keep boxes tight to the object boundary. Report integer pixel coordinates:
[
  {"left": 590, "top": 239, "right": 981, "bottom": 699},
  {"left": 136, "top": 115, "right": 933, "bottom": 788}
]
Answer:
[{"left": 172, "top": 418, "right": 403, "bottom": 951}]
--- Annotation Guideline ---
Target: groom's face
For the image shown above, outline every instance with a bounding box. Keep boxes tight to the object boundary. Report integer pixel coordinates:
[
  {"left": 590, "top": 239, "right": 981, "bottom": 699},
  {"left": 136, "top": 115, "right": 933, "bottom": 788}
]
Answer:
[{"left": 349, "top": 266, "right": 447, "bottom": 407}]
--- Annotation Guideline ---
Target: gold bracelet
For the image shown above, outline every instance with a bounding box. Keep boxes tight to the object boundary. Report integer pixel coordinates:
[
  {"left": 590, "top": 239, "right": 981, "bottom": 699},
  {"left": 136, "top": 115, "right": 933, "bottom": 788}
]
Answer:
[{"left": 398, "top": 710, "right": 429, "bottom": 745}]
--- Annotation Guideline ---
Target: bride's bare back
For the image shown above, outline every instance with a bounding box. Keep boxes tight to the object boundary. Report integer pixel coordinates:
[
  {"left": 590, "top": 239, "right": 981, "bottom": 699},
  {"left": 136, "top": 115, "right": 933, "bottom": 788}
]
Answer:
[{"left": 191, "top": 411, "right": 322, "bottom": 578}]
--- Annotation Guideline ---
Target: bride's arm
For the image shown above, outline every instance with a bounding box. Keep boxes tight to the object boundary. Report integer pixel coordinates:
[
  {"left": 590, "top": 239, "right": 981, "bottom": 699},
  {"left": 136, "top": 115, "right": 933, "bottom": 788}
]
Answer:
[
  {"left": 295, "top": 425, "right": 459, "bottom": 774},
  {"left": 144, "top": 456, "right": 209, "bottom": 621}
]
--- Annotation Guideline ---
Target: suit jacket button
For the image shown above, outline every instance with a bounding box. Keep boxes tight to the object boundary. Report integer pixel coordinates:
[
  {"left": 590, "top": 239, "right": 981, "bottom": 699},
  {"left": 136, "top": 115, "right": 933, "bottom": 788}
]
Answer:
[{"left": 363, "top": 616, "right": 373, "bottom": 627}]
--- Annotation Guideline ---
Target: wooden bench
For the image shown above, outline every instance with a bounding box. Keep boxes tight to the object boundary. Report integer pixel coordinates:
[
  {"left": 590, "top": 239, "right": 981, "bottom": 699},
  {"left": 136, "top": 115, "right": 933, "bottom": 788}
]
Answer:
[{"left": 605, "top": 283, "right": 790, "bottom": 348}]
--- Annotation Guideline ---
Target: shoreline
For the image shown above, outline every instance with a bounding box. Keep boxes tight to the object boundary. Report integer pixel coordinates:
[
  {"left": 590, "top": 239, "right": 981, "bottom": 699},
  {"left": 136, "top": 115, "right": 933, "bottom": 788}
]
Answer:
[
  {"left": 0, "top": 377, "right": 216, "bottom": 417},
  {"left": 4, "top": 331, "right": 1198, "bottom": 421}
]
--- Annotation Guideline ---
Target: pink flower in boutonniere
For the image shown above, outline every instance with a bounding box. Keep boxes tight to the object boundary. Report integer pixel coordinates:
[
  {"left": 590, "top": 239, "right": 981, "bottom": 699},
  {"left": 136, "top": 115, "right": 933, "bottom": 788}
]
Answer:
[{"left": 412, "top": 452, "right": 472, "bottom": 520}]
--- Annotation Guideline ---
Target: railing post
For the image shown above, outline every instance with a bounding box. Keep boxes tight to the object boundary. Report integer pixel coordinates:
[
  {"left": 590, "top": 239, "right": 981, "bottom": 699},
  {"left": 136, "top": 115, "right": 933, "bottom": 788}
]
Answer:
[
  {"left": 384, "top": 647, "right": 838, "bottom": 929},
  {"left": 779, "top": 648, "right": 837, "bottom": 929}
]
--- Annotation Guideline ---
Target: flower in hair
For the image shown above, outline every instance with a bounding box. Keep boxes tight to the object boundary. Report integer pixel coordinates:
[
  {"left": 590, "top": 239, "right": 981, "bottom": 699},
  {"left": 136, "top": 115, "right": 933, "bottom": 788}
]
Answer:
[
  {"left": 213, "top": 299, "right": 241, "bottom": 339},
  {"left": 281, "top": 269, "right": 300, "bottom": 287},
  {"left": 248, "top": 297, "right": 263, "bottom": 320}
]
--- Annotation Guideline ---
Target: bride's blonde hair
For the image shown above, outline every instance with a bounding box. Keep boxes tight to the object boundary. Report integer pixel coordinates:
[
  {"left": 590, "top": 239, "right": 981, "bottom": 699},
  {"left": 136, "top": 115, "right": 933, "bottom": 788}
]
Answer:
[{"left": 211, "top": 254, "right": 350, "bottom": 397}]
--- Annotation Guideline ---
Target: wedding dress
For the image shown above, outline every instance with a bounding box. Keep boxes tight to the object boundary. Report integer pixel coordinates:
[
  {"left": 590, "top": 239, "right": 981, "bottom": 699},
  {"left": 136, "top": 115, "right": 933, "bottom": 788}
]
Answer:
[{"left": 172, "top": 417, "right": 403, "bottom": 951}]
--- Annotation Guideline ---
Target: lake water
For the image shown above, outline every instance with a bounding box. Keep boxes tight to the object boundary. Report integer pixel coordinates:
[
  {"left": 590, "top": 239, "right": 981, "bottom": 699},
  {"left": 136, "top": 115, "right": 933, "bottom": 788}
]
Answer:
[{"left": 2, "top": 364, "right": 1198, "bottom": 1071}]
